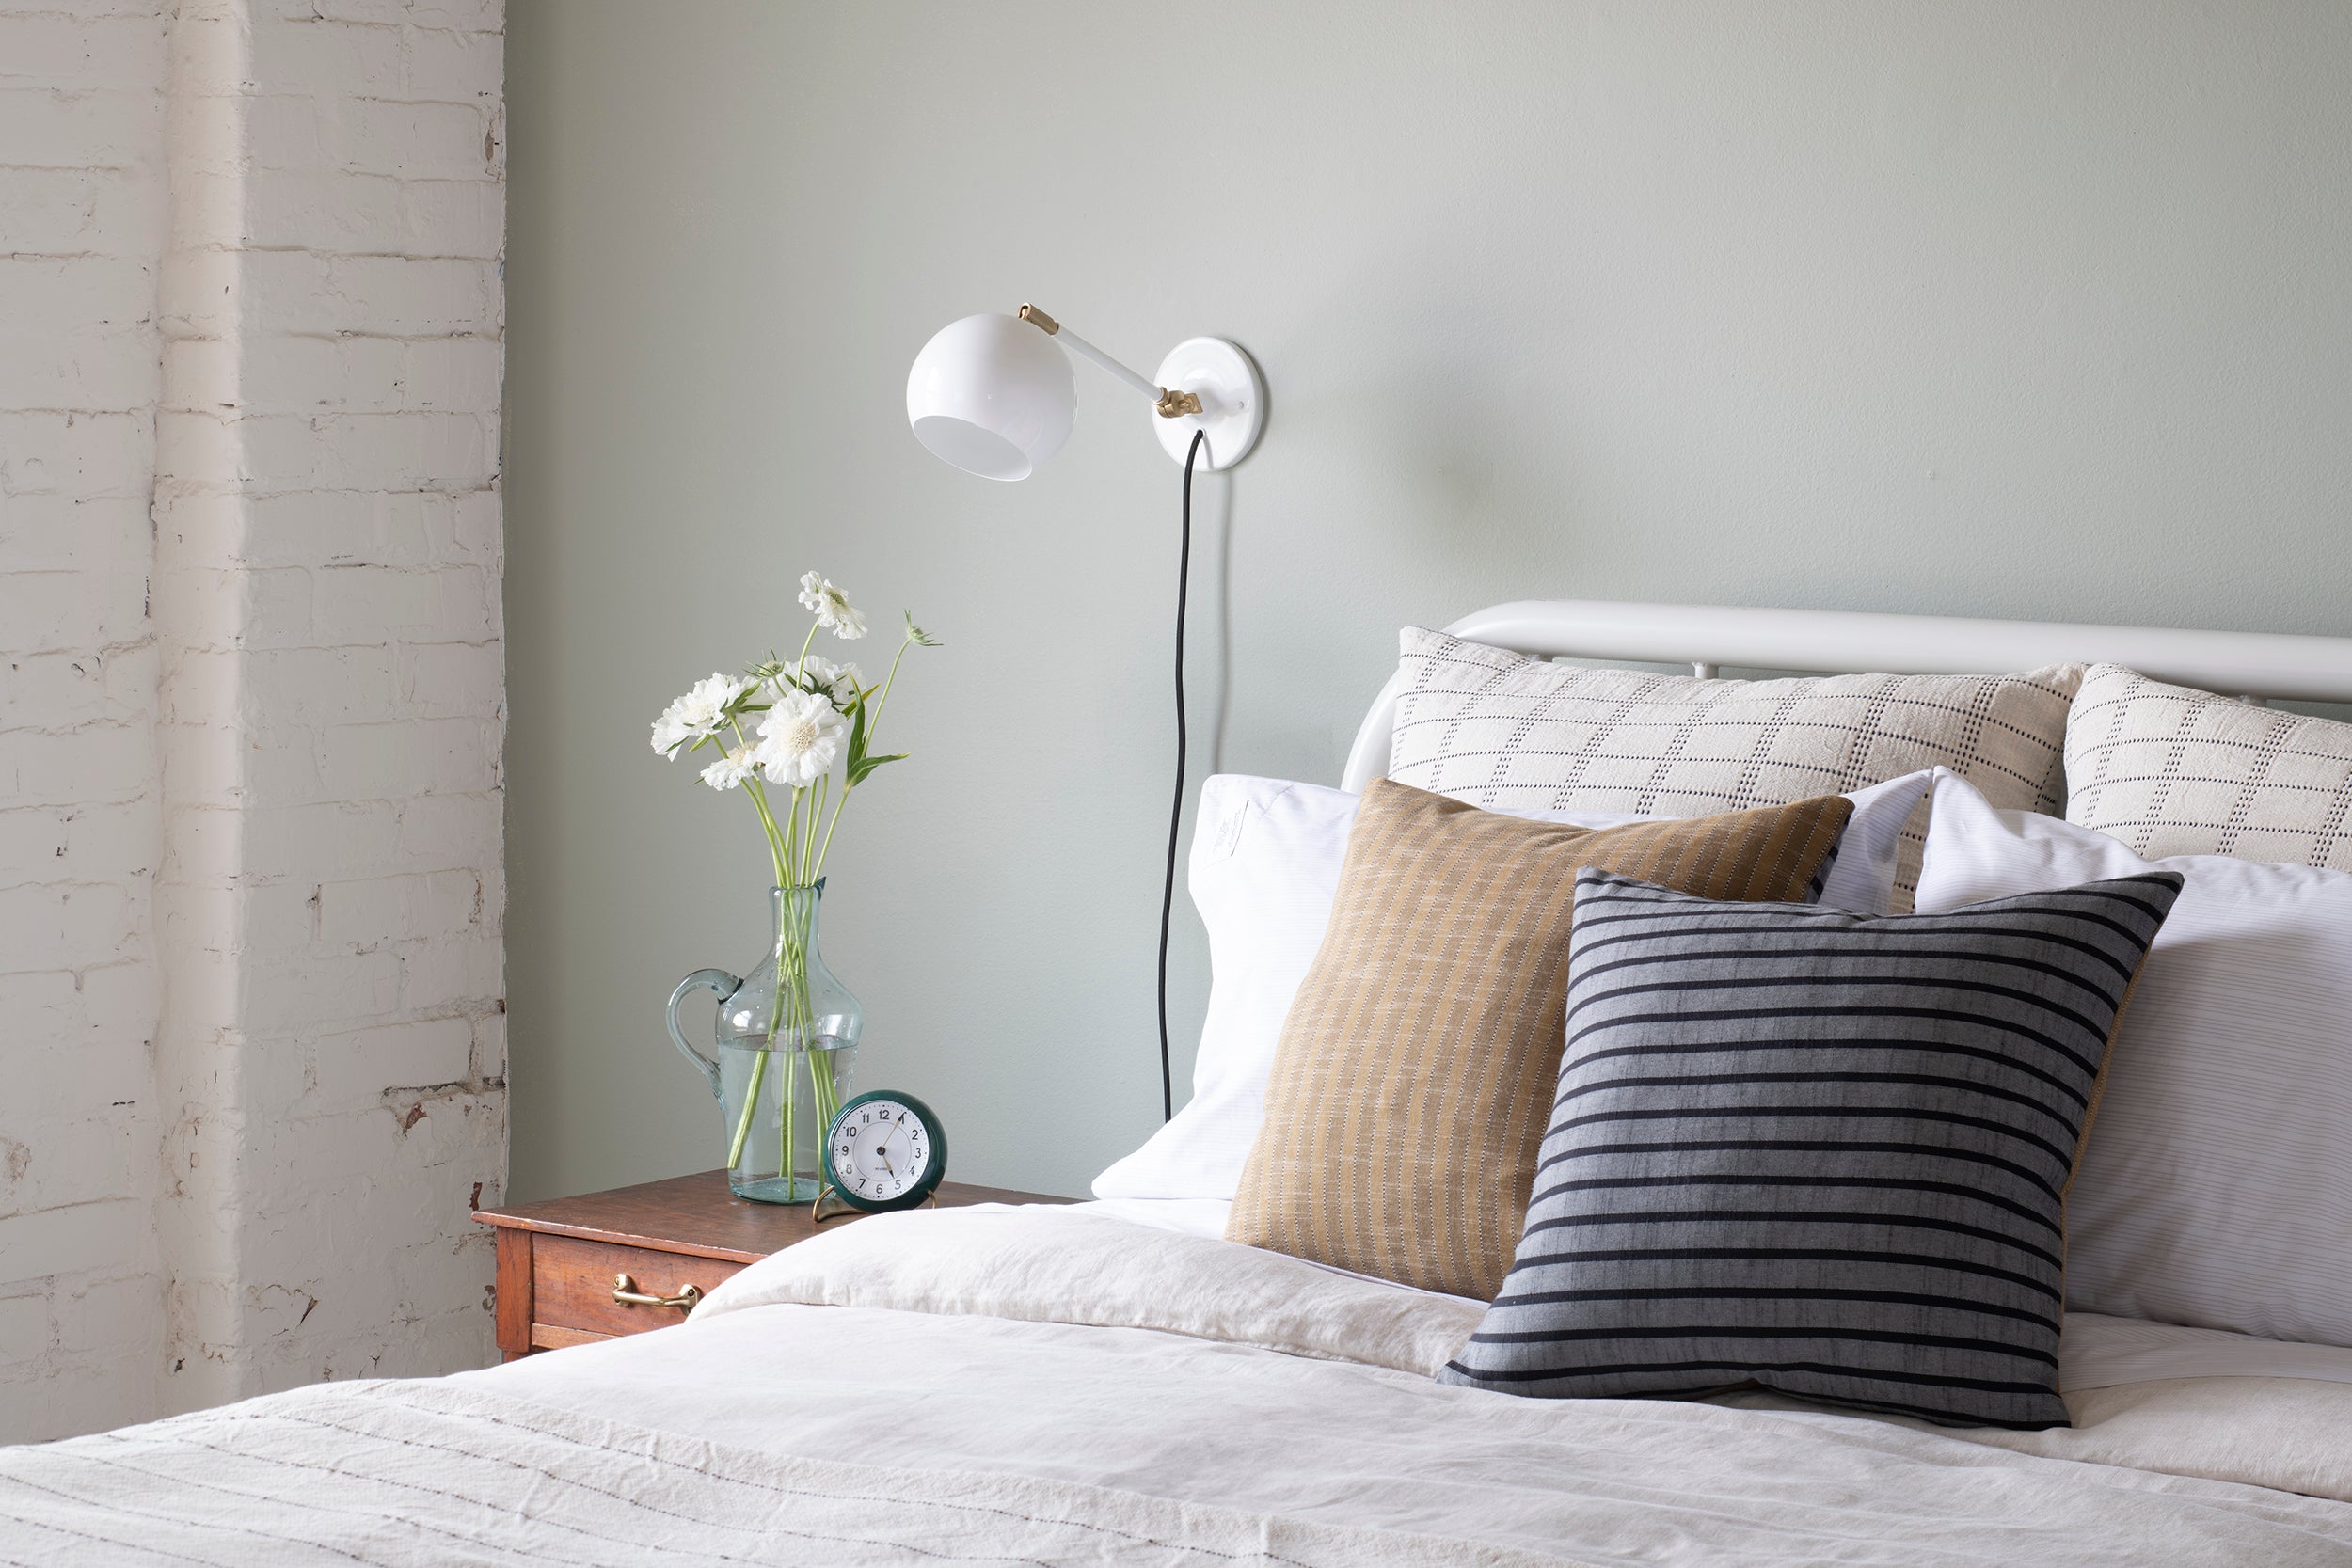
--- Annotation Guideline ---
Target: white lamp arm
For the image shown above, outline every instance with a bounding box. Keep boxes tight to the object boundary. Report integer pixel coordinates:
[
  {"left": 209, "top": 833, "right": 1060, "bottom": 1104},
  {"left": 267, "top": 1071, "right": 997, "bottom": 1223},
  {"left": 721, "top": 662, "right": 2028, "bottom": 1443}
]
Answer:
[{"left": 1019, "top": 304, "right": 1203, "bottom": 418}]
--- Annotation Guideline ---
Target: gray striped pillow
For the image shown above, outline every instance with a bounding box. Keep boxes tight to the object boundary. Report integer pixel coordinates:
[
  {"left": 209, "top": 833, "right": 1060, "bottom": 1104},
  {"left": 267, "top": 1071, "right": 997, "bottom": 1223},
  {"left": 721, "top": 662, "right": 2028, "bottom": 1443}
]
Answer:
[{"left": 1440, "top": 867, "right": 2183, "bottom": 1430}]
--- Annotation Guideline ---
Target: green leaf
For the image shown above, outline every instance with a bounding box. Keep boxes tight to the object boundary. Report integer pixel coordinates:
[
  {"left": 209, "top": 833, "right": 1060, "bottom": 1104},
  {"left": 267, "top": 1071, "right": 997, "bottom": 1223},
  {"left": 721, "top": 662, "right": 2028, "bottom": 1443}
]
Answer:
[
  {"left": 847, "top": 752, "right": 907, "bottom": 787},
  {"left": 846, "top": 692, "right": 870, "bottom": 768},
  {"left": 842, "top": 694, "right": 906, "bottom": 787}
]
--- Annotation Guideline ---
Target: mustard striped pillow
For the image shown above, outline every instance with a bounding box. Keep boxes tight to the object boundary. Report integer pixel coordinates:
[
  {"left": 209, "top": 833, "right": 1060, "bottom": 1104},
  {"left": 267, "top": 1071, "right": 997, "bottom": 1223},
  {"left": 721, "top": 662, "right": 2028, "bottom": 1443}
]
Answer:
[{"left": 1226, "top": 780, "right": 1852, "bottom": 1301}]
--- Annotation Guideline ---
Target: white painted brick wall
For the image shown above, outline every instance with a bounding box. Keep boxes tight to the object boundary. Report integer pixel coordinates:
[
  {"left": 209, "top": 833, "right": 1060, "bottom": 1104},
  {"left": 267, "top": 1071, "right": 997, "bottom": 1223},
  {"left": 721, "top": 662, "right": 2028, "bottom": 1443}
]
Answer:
[
  {"left": 0, "top": 0, "right": 504, "bottom": 1440},
  {"left": 0, "top": 0, "right": 170, "bottom": 1443}
]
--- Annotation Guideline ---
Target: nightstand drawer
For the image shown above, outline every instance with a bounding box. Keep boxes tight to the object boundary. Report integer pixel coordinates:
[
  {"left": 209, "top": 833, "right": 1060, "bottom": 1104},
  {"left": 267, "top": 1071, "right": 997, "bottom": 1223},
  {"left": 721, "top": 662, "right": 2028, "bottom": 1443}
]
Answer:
[
  {"left": 531, "top": 1234, "right": 746, "bottom": 1342},
  {"left": 477, "top": 1170, "right": 1071, "bottom": 1359}
]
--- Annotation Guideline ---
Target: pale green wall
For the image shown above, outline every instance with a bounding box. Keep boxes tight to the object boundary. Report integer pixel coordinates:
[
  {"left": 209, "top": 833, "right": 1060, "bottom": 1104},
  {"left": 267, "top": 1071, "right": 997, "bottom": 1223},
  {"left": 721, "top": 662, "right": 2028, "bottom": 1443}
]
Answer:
[{"left": 503, "top": 2, "right": 2352, "bottom": 1201}]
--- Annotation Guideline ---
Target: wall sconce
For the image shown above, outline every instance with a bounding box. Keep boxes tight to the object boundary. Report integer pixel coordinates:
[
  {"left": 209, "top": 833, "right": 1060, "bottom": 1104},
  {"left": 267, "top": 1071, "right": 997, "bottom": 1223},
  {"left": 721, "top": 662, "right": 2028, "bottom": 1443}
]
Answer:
[
  {"left": 905, "top": 304, "right": 1268, "bottom": 1124},
  {"left": 906, "top": 305, "right": 1264, "bottom": 478}
]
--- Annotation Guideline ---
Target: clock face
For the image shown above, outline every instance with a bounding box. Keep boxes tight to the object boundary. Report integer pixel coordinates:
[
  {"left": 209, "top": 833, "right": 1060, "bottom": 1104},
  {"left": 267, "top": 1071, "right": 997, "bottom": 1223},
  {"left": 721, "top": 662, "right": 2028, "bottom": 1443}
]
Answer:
[{"left": 824, "top": 1093, "right": 946, "bottom": 1211}]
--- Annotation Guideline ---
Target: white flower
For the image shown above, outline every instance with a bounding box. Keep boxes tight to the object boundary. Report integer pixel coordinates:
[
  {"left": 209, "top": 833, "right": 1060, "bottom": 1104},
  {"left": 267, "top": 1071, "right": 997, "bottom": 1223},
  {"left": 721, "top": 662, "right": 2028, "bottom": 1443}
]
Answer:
[
  {"left": 755, "top": 689, "right": 849, "bottom": 787},
  {"left": 699, "top": 741, "right": 759, "bottom": 791},
  {"left": 652, "top": 672, "right": 753, "bottom": 756},
  {"left": 798, "top": 571, "right": 868, "bottom": 640},
  {"left": 794, "top": 656, "right": 864, "bottom": 710}
]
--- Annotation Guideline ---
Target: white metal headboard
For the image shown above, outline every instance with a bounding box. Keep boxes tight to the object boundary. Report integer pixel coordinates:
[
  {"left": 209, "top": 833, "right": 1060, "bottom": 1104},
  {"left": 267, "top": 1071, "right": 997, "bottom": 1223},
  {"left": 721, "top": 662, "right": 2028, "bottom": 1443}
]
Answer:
[{"left": 1341, "top": 598, "right": 2352, "bottom": 793}]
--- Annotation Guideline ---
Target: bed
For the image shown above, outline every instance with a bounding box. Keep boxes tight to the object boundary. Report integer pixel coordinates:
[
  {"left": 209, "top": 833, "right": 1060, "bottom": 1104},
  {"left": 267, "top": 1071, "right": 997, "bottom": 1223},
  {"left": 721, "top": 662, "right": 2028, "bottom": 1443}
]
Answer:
[{"left": 10, "top": 598, "right": 2352, "bottom": 1567}]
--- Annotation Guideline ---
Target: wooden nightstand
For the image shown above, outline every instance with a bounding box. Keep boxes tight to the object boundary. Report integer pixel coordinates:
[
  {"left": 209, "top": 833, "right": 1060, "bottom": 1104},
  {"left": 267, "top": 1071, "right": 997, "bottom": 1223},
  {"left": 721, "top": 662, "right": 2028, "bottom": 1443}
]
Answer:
[{"left": 473, "top": 1168, "right": 1070, "bottom": 1359}]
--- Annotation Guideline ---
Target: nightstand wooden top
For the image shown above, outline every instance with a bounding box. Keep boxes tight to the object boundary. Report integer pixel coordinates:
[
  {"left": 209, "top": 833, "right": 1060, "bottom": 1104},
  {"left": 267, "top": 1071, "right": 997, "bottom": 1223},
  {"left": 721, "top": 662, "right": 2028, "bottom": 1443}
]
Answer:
[{"left": 474, "top": 1168, "right": 1073, "bottom": 1264}]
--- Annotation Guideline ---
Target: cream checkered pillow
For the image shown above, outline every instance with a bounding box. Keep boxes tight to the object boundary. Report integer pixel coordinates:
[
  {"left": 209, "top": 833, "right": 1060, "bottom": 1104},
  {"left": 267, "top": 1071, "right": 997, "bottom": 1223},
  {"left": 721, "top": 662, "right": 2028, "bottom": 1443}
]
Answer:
[
  {"left": 1387, "top": 627, "right": 2083, "bottom": 908},
  {"left": 2065, "top": 663, "right": 2352, "bottom": 869}
]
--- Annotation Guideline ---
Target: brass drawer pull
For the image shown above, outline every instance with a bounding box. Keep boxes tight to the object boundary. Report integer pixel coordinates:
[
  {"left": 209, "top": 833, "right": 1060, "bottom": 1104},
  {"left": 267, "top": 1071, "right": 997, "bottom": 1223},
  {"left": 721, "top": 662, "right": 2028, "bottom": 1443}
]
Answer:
[{"left": 612, "top": 1273, "right": 702, "bottom": 1313}]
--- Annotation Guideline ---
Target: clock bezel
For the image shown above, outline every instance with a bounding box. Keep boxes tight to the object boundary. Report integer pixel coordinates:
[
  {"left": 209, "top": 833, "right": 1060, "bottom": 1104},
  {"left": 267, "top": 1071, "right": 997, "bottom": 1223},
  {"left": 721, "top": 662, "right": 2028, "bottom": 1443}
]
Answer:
[{"left": 819, "top": 1089, "right": 949, "bottom": 1214}]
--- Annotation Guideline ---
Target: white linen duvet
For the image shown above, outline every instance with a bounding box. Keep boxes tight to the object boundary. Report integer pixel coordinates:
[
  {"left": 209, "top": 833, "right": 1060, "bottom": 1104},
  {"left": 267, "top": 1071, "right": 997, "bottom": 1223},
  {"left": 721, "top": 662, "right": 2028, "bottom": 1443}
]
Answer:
[{"left": 9, "top": 1206, "right": 2352, "bottom": 1566}]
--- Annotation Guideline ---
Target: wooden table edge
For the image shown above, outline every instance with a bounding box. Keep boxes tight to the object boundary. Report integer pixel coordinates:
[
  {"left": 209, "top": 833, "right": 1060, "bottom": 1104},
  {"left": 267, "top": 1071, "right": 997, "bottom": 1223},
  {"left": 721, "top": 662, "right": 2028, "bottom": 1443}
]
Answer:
[
  {"left": 469, "top": 1212, "right": 774, "bottom": 1265},
  {"left": 471, "top": 1174, "right": 1076, "bottom": 1265}
]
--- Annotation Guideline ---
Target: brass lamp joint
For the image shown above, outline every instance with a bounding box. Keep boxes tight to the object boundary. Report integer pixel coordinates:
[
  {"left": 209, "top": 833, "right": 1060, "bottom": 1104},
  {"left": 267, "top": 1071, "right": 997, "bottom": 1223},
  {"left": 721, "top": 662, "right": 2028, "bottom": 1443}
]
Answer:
[
  {"left": 1017, "top": 303, "right": 1059, "bottom": 335},
  {"left": 1155, "top": 387, "right": 1203, "bottom": 419}
]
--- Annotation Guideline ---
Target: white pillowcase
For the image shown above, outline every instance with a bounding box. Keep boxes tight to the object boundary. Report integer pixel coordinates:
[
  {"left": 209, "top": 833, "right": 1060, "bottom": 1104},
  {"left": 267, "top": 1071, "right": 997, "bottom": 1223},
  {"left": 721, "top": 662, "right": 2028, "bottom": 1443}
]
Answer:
[
  {"left": 1915, "top": 769, "right": 2352, "bottom": 1347},
  {"left": 1093, "top": 769, "right": 1934, "bottom": 1204}
]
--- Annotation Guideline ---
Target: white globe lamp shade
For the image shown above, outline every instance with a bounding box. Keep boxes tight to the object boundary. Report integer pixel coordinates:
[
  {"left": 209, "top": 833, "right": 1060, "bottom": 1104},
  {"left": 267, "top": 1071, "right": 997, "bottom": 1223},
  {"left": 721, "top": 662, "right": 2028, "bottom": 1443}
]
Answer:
[{"left": 905, "top": 313, "right": 1076, "bottom": 481}]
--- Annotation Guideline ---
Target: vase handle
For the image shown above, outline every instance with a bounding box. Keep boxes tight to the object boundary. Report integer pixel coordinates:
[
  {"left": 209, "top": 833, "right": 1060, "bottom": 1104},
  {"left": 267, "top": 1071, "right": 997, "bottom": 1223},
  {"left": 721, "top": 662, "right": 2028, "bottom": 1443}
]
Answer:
[{"left": 665, "top": 968, "right": 739, "bottom": 1099}]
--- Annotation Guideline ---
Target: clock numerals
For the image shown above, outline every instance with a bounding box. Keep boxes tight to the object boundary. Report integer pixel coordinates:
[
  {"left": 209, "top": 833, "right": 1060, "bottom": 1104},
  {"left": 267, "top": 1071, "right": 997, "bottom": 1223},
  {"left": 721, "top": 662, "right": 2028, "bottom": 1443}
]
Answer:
[{"left": 825, "top": 1092, "right": 944, "bottom": 1212}]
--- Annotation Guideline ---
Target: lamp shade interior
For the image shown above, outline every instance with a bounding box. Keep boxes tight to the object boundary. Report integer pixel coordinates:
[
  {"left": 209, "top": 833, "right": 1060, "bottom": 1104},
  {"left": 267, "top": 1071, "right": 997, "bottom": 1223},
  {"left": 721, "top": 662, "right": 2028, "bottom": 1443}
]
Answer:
[
  {"left": 905, "top": 313, "right": 1075, "bottom": 481},
  {"left": 910, "top": 416, "right": 1029, "bottom": 481}
]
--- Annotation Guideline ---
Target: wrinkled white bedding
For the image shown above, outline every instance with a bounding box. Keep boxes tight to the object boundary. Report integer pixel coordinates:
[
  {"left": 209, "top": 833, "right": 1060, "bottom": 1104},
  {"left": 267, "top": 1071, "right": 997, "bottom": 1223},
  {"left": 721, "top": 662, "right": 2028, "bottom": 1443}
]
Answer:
[
  {"left": 1085, "top": 1196, "right": 2352, "bottom": 1391},
  {"left": 9, "top": 1204, "right": 2352, "bottom": 1565}
]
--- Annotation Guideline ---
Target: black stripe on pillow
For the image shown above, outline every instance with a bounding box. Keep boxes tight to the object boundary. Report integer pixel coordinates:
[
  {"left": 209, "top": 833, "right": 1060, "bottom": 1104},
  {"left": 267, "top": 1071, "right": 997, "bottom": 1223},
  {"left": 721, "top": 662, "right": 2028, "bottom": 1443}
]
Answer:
[{"left": 1438, "top": 867, "right": 2183, "bottom": 1431}]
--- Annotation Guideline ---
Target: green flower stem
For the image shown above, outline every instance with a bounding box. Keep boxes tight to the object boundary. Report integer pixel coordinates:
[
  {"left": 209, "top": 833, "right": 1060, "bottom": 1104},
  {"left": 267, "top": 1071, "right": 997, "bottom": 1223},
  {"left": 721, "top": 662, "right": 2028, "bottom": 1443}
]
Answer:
[
  {"left": 814, "top": 775, "right": 833, "bottom": 883},
  {"left": 814, "top": 775, "right": 847, "bottom": 881},
  {"left": 726, "top": 881, "right": 822, "bottom": 1191},
  {"left": 725, "top": 1055, "right": 764, "bottom": 1172},
  {"left": 777, "top": 887, "right": 813, "bottom": 1182},
  {"left": 782, "top": 1048, "right": 797, "bottom": 1192},
  {"left": 723, "top": 897, "right": 797, "bottom": 1174},
  {"left": 723, "top": 737, "right": 794, "bottom": 1176}
]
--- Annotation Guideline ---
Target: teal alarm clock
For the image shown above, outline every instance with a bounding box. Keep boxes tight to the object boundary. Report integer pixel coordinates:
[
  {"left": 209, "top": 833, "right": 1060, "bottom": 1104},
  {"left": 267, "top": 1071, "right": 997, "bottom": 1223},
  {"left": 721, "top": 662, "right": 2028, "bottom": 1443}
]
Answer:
[{"left": 818, "top": 1090, "right": 949, "bottom": 1216}]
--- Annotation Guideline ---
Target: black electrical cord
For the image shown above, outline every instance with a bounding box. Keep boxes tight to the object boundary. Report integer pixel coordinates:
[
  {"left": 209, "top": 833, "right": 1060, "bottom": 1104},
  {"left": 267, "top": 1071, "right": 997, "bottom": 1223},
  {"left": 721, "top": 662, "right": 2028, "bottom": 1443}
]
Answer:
[{"left": 1156, "top": 428, "right": 1210, "bottom": 1122}]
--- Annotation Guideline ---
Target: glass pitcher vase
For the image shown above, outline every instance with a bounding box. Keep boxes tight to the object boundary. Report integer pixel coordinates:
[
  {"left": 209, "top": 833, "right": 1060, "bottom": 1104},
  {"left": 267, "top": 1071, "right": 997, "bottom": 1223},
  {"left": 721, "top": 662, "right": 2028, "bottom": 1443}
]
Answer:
[{"left": 666, "top": 883, "right": 861, "bottom": 1202}]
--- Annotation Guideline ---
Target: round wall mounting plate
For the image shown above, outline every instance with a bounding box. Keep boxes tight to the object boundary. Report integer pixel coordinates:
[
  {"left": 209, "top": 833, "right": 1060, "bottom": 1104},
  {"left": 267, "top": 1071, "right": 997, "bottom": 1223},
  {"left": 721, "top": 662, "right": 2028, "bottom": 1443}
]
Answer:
[{"left": 1152, "top": 337, "right": 1265, "bottom": 470}]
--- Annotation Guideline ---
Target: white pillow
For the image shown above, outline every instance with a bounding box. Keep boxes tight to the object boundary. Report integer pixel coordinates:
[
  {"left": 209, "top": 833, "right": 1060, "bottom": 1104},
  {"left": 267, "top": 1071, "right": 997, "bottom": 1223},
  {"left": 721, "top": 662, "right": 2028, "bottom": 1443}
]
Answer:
[
  {"left": 1093, "top": 769, "right": 1934, "bottom": 1203},
  {"left": 1915, "top": 769, "right": 2352, "bottom": 1347}
]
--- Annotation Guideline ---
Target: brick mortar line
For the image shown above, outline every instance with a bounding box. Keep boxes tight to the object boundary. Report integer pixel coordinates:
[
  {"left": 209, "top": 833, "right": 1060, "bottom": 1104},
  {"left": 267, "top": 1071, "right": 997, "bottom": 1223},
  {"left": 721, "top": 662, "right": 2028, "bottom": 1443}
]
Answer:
[
  {"left": 182, "top": 245, "right": 501, "bottom": 258},
  {"left": 214, "top": 23, "right": 508, "bottom": 40}
]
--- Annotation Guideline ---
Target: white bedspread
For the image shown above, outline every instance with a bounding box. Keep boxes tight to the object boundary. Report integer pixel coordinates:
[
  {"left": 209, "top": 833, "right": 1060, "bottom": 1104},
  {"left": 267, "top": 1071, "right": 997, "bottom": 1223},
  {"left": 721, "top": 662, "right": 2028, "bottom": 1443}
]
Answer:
[
  {"left": 8, "top": 1205, "right": 2352, "bottom": 1565},
  {"left": 1086, "top": 1196, "right": 2352, "bottom": 1391}
]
